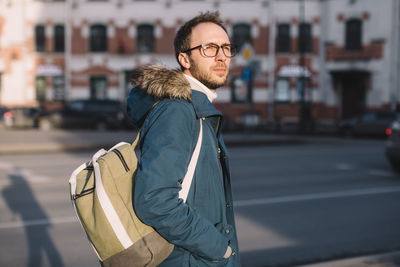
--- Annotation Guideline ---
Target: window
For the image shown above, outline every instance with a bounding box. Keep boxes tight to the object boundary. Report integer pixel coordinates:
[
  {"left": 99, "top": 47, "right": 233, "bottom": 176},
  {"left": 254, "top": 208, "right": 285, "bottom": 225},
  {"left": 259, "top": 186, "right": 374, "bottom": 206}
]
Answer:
[
  {"left": 276, "top": 24, "right": 291, "bottom": 53},
  {"left": 53, "top": 76, "right": 65, "bottom": 100},
  {"left": 35, "top": 25, "right": 46, "bottom": 52},
  {"left": 298, "top": 23, "right": 312, "bottom": 53},
  {"left": 124, "top": 70, "right": 134, "bottom": 98},
  {"left": 296, "top": 77, "right": 312, "bottom": 102},
  {"left": 90, "top": 76, "right": 107, "bottom": 99},
  {"left": 68, "top": 101, "right": 84, "bottom": 112},
  {"left": 137, "top": 24, "right": 155, "bottom": 53},
  {"left": 232, "top": 24, "right": 251, "bottom": 52},
  {"left": 35, "top": 76, "right": 47, "bottom": 102},
  {"left": 275, "top": 78, "right": 290, "bottom": 102},
  {"left": 345, "top": 19, "right": 362, "bottom": 51},
  {"left": 90, "top": 24, "right": 107, "bottom": 52},
  {"left": 54, "top": 25, "right": 65, "bottom": 52}
]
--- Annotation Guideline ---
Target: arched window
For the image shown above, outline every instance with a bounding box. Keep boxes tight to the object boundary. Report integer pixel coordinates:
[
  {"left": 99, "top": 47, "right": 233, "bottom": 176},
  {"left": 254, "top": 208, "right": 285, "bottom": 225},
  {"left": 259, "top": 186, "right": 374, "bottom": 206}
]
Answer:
[
  {"left": 345, "top": 19, "right": 362, "bottom": 51},
  {"left": 90, "top": 24, "right": 108, "bottom": 52},
  {"left": 137, "top": 24, "right": 155, "bottom": 53},
  {"left": 276, "top": 23, "right": 291, "bottom": 53},
  {"left": 35, "top": 25, "right": 46, "bottom": 52},
  {"left": 232, "top": 23, "right": 251, "bottom": 52}
]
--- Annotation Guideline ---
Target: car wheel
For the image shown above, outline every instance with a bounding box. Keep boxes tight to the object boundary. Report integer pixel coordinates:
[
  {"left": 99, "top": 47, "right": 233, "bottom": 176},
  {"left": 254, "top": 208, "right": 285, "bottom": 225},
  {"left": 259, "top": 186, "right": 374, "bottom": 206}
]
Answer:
[
  {"left": 39, "top": 118, "right": 53, "bottom": 131},
  {"left": 341, "top": 127, "right": 353, "bottom": 138}
]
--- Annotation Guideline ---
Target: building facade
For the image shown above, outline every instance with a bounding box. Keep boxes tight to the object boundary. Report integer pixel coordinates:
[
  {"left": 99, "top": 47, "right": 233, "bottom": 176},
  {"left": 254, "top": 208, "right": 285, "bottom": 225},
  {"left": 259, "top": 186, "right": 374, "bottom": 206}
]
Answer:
[{"left": 0, "top": 0, "right": 399, "bottom": 129}]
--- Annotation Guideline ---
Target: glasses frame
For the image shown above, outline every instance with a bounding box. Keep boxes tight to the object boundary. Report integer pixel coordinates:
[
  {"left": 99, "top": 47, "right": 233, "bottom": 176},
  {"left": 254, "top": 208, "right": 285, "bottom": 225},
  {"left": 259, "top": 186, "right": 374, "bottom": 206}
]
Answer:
[{"left": 182, "top": 43, "right": 237, "bottom": 58}]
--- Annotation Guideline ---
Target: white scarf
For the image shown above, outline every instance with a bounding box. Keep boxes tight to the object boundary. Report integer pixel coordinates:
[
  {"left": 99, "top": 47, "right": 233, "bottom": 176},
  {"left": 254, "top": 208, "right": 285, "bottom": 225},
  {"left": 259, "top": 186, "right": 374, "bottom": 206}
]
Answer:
[{"left": 184, "top": 74, "right": 218, "bottom": 103}]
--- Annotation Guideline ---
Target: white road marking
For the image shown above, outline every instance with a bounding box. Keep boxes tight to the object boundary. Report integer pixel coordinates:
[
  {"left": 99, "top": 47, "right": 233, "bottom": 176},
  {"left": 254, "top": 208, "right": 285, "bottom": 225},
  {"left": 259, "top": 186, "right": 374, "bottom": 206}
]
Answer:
[
  {"left": 369, "top": 169, "right": 393, "bottom": 177},
  {"left": 235, "top": 186, "right": 400, "bottom": 207},
  {"left": 336, "top": 163, "right": 354, "bottom": 171},
  {"left": 3, "top": 186, "right": 400, "bottom": 229}
]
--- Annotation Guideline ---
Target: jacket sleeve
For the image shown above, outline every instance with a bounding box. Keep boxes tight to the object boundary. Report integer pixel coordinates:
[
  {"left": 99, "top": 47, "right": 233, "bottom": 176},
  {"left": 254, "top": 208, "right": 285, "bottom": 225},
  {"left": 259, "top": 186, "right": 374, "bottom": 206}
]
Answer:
[{"left": 133, "top": 101, "right": 229, "bottom": 261}]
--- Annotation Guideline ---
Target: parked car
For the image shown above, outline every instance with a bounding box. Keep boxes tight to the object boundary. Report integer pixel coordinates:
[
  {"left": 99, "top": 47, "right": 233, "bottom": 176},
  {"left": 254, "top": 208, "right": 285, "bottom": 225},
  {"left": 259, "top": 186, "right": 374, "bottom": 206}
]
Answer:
[
  {"left": 338, "top": 111, "right": 400, "bottom": 137},
  {"left": 1, "top": 107, "right": 39, "bottom": 129},
  {"left": 36, "top": 99, "right": 131, "bottom": 130},
  {"left": 385, "top": 119, "right": 400, "bottom": 172},
  {"left": 0, "top": 106, "right": 10, "bottom": 127}
]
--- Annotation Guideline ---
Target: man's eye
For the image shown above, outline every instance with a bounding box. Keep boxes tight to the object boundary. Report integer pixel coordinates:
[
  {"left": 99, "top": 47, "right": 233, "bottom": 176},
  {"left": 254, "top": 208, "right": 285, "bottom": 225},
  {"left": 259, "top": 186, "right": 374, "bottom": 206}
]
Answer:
[
  {"left": 223, "top": 46, "right": 231, "bottom": 52},
  {"left": 204, "top": 45, "right": 216, "bottom": 51}
]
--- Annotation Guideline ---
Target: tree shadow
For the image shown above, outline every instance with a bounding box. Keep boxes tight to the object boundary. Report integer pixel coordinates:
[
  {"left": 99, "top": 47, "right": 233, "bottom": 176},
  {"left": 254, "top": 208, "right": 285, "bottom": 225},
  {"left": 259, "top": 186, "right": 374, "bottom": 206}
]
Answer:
[{"left": 1, "top": 168, "right": 64, "bottom": 267}]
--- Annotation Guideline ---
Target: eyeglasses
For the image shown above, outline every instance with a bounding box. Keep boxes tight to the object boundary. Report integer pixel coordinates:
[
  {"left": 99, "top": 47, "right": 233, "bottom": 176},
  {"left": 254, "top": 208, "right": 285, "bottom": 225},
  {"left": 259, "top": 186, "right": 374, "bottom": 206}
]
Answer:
[{"left": 182, "top": 43, "right": 237, "bottom": 58}]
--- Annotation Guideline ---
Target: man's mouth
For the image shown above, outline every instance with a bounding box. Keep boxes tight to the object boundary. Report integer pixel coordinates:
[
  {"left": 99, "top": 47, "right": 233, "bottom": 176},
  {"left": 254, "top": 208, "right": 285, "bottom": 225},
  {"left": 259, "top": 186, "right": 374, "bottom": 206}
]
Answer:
[{"left": 213, "top": 66, "right": 227, "bottom": 75}]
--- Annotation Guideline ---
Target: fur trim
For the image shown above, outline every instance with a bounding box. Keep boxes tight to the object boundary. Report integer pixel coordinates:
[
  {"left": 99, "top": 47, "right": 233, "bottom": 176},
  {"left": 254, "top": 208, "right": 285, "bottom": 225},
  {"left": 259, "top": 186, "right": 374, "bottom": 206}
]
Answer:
[{"left": 130, "top": 65, "right": 191, "bottom": 101}]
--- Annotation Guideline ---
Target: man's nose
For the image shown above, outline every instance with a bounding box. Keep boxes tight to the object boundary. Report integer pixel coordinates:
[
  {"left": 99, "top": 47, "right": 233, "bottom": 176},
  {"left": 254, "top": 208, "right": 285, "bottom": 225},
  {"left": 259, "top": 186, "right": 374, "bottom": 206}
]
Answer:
[{"left": 215, "top": 48, "right": 227, "bottom": 61}]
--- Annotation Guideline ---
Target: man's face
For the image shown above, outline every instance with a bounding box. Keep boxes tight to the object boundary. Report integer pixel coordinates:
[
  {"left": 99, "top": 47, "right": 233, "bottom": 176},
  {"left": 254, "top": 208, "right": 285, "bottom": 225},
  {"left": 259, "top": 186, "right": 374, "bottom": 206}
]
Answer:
[{"left": 184, "top": 22, "right": 231, "bottom": 90}]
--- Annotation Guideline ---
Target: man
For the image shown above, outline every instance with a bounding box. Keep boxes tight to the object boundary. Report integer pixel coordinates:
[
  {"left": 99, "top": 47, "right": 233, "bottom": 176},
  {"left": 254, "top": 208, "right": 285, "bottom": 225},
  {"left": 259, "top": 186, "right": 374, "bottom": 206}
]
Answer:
[{"left": 127, "top": 11, "right": 241, "bottom": 266}]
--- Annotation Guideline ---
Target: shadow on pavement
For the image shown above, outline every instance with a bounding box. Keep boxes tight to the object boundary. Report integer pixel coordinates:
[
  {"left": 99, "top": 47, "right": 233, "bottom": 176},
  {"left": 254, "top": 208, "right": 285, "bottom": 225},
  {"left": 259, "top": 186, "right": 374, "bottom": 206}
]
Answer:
[{"left": 1, "top": 169, "right": 64, "bottom": 267}]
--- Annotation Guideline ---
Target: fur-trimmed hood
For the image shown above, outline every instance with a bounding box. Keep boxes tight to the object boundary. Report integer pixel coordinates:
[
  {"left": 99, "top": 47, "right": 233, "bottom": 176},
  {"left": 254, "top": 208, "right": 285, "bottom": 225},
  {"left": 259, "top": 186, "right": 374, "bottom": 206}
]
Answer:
[
  {"left": 130, "top": 65, "right": 191, "bottom": 101},
  {"left": 126, "top": 65, "right": 192, "bottom": 128}
]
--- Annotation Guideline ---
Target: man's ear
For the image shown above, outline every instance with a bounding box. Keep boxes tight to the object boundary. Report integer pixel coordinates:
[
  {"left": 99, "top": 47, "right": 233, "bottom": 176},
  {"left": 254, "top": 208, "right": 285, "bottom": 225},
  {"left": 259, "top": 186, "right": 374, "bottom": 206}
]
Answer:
[{"left": 178, "top": 53, "right": 191, "bottom": 70}]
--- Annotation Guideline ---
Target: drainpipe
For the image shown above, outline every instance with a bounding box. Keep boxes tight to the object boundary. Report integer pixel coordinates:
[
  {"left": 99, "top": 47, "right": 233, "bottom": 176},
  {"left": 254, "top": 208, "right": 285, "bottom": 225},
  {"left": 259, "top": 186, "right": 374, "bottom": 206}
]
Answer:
[
  {"left": 318, "top": 0, "right": 328, "bottom": 116},
  {"left": 392, "top": 0, "right": 400, "bottom": 111},
  {"left": 64, "top": 0, "right": 72, "bottom": 101},
  {"left": 267, "top": 0, "right": 275, "bottom": 125}
]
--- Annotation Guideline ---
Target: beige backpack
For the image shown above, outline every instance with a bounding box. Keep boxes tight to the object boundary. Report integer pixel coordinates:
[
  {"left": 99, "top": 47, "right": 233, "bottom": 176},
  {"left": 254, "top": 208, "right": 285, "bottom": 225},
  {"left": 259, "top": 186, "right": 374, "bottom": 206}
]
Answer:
[{"left": 69, "top": 119, "right": 203, "bottom": 267}]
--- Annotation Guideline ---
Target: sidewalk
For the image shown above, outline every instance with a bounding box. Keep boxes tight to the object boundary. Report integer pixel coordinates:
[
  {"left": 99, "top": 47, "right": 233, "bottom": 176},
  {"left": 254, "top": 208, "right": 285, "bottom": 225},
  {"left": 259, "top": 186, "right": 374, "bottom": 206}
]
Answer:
[{"left": 0, "top": 129, "right": 313, "bottom": 154}]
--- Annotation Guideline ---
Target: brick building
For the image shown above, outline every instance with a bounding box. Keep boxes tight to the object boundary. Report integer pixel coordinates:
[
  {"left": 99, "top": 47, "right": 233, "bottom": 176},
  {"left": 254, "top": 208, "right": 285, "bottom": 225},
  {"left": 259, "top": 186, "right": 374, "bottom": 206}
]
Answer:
[{"left": 0, "top": 0, "right": 399, "bottom": 129}]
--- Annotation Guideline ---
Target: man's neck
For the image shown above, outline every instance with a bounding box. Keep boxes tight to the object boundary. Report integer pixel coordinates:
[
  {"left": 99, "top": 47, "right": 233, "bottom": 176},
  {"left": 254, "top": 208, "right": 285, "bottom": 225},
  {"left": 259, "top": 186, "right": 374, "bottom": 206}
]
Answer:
[
  {"left": 183, "top": 74, "right": 218, "bottom": 103},
  {"left": 183, "top": 71, "right": 215, "bottom": 93}
]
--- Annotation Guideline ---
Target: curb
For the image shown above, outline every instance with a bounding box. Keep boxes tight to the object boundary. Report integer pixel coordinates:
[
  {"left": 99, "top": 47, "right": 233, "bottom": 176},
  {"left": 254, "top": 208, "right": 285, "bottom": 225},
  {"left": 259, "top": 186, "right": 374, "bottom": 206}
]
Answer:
[{"left": 297, "top": 251, "right": 400, "bottom": 267}]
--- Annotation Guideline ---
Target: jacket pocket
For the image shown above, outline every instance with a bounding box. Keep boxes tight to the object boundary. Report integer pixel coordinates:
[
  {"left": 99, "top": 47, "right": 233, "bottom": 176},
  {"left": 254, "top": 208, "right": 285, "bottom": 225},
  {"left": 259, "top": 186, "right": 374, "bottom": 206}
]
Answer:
[
  {"left": 214, "top": 222, "right": 234, "bottom": 241},
  {"left": 189, "top": 253, "right": 229, "bottom": 267}
]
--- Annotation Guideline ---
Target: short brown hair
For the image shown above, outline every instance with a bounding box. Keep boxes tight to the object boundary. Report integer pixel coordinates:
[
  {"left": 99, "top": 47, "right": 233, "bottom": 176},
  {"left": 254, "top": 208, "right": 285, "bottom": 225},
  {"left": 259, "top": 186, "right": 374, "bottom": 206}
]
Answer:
[{"left": 174, "top": 11, "right": 228, "bottom": 70}]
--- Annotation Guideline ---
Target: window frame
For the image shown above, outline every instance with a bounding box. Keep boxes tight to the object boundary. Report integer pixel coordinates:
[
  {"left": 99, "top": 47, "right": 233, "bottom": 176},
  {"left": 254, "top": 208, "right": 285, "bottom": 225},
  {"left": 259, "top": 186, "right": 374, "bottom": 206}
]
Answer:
[
  {"left": 137, "top": 24, "right": 155, "bottom": 53},
  {"left": 53, "top": 24, "right": 65, "bottom": 52},
  {"left": 90, "top": 24, "right": 108, "bottom": 53},
  {"left": 345, "top": 18, "right": 362, "bottom": 51},
  {"left": 232, "top": 23, "right": 252, "bottom": 52},
  {"left": 35, "top": 25, "right": 46, "bottom": 52},
  {"left": 276, "top": 23, "right": 291, "bottom": 53},
  {"left": 298, "top": 23, "right": 312, "bottom": 53}
]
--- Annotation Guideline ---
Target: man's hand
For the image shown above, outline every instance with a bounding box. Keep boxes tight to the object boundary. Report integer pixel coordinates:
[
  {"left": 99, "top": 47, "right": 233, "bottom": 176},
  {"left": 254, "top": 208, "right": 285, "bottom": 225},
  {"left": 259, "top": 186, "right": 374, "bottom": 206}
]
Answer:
[{"left": 223, "top": 246, "right": 232, "bottom": 259}]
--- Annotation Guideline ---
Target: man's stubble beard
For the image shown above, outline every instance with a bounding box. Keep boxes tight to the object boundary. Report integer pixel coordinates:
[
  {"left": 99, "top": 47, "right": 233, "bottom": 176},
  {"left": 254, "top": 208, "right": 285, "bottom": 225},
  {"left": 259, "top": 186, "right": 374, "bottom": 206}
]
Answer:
[{"left": 189, "top": 57, "right": 229, "bottom": 90}]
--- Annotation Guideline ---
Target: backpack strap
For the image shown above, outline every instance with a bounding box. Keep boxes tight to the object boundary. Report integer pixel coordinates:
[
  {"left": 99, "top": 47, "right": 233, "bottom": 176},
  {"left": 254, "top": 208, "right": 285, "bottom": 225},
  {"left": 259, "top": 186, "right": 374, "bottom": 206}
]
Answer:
[
  {"left": 131, "top": 130, "right": 141, "bottom": 148},
  {"left": 179, "top": 118, "right": 203, "bottom": 203}
]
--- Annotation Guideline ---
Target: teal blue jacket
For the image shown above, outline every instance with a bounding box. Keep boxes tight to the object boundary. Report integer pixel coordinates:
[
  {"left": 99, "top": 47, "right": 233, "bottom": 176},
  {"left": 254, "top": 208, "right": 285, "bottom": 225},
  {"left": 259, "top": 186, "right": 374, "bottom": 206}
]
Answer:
[{"left": 127, "top": 65, "right": 241, "bottom": 267}]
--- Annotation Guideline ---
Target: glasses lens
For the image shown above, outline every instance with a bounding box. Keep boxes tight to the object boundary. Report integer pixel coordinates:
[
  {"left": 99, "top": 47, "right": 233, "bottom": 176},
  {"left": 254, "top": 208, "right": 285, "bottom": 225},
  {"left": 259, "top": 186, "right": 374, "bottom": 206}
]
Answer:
[
  {"left": 223, "top": 45, "right": 236, "bottom": 57},
  {"left": 202, "top": 44, "right": 219, "bottom": 57},
  {"left": 230, "top": 45, "right": 237, "bottom": 57},
  {"left": 200, "top": 44, "right": 237, "bottom": 57}
]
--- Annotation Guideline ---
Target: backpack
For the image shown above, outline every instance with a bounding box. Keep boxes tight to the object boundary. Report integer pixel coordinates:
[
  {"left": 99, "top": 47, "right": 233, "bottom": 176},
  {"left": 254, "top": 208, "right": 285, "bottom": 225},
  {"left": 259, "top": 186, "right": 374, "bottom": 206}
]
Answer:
[{"left": 69, "top": 119, "right": 203, "bottom": 267}]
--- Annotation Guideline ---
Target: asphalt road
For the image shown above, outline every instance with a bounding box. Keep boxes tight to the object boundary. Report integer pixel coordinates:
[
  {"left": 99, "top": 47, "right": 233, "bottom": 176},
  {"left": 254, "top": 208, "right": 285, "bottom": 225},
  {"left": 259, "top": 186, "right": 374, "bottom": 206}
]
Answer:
[{"left": 0, "top": 138, "right": 399, "bottom": 267}]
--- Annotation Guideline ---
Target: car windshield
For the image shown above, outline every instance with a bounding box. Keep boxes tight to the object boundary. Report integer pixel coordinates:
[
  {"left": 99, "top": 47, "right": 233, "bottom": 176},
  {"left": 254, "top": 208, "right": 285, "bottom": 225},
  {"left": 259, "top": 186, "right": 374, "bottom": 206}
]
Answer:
[{"left": 68, "top": 101, "right": 84, "bottom": 112}]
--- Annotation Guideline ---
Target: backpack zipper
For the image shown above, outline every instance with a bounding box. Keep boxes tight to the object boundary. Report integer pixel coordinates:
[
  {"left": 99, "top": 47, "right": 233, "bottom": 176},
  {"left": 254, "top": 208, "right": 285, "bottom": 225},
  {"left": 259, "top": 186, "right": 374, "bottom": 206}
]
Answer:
[{"left": 111, "top": 149, "right": 130, "bottom": 172}]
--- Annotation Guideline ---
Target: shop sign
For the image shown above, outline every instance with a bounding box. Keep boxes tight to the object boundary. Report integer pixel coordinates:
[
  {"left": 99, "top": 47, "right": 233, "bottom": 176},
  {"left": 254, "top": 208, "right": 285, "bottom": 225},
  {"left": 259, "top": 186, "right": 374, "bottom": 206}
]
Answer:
[
  {"left": 278, "top": 65, "right": 310, "bottom": 77},
  {"left": 36, "top": 64, "right": 63, "bottom": 76}
]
